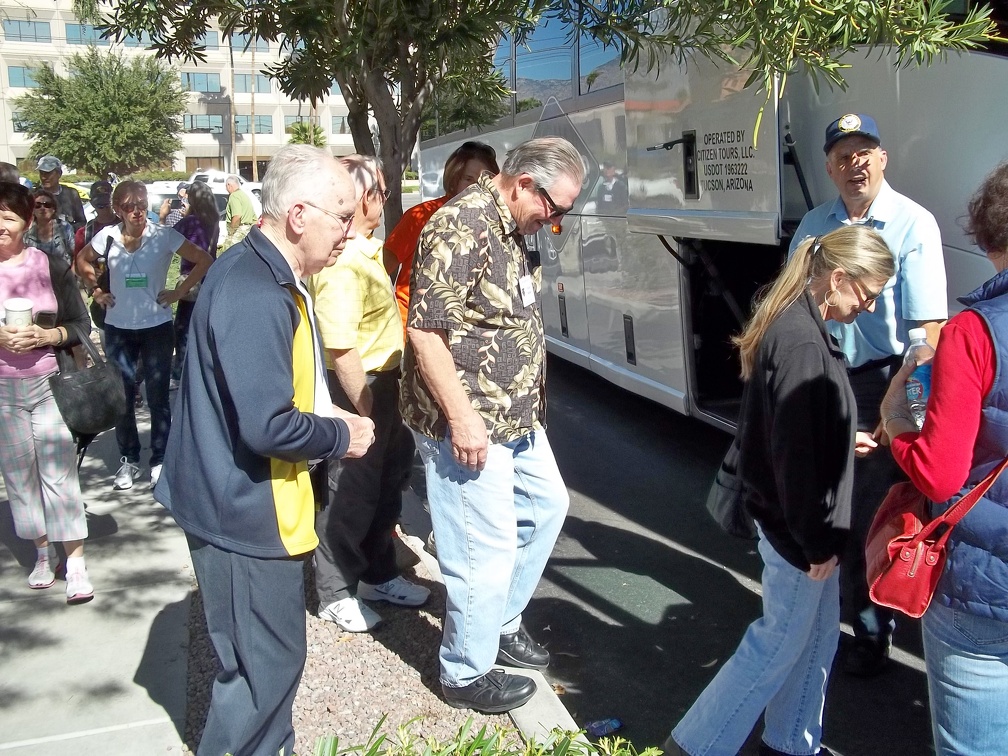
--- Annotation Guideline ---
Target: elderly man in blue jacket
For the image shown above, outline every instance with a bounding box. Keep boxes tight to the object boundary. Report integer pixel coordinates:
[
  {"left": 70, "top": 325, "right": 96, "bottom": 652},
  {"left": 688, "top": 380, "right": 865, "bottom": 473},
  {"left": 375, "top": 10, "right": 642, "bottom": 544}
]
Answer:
[{"left": 155, "top": 144, "right": 375, "bottom": 756}]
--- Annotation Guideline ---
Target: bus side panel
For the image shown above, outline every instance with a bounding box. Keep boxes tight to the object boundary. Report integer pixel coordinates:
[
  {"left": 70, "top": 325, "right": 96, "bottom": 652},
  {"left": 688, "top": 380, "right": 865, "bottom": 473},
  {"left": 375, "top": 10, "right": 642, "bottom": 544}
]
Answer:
[
  {"left": 539, "top": 216, "right": 592, "bottom": 369},
  {"left": 582, "top": 219, "right": 688, "bottom": 413}
]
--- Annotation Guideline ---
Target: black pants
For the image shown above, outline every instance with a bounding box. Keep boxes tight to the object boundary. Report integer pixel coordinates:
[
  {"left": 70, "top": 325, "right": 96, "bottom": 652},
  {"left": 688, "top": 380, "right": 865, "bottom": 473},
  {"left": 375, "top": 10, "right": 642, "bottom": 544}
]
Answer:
[
  {"left": 171, "top": 298, "right": 196, "bottom": 382},
  {"left": 841, "top": 360, "right": 905, "bottom": 643},
  {"left": 313, "top": 369, "right": 413, "bottom": 606},
  {"left": 187, "top": 533, "right": 307, "bottom": 756}
]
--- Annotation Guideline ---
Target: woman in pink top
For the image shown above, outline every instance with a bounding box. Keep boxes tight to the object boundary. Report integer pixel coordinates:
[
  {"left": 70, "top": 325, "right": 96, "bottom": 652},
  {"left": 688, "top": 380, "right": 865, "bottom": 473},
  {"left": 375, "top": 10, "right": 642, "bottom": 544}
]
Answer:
[{"left": 0, "top": 181, "right": 94, "bottom": 603}]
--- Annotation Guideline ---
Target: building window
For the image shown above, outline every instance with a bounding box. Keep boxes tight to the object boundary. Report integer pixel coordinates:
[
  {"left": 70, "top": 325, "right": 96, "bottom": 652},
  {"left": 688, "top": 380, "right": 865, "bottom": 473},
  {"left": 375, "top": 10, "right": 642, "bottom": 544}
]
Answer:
[
  {"left": 124, "top": 31, "right": 152, "bottom": 48},
  {"left": 229, "top": 33, "right": 268, "bottom": 53},
  {"left": 332, "top": 115, "right": 348, "bottom": 134},
  {"left": 12, "top": 112, "right": 28, "bottom": 133},
  {"left": 284, "top": 115, "right": 309, "bottom": 133},
  {"left": 198, "top": 31, "right": 219, "bottom": 50},
  {"left": 181, "top": 72, "right": 222, "bottom": 93},
  {"left": 183, "top": 114, "right": 224, "bottom": 134},
  {"left": 2, "top": 20, "right": 52, "bottom": 43},
  {"left": 66, "top": 23, "right": 107, "bottom": 45},
  {"left": 234, "top": 114, "right": 273, "bottom": 134},
  {"left": 8, "top": 66, "right": 38, "bottom": 89},
  {"left": 234, "top": 73, "right": 271, "bottom": 94}
]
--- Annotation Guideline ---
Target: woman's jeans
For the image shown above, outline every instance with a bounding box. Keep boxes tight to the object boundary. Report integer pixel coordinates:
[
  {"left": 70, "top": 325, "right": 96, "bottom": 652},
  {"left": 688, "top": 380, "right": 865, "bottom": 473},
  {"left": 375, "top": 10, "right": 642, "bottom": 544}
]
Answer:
[
  {"left": 104, "top": 322, "right": 174, "bottom": 467},
  {"left": 922, "top": 600, "right": 1008, "bottom": 755},
  {"left": 672, "top": 530, "right": 840, "bottom": 756}
]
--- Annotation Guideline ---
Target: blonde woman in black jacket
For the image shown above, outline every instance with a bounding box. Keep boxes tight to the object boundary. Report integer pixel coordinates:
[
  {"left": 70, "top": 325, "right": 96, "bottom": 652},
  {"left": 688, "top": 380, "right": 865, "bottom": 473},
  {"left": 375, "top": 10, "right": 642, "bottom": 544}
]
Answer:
[{"left": 664, "top": 225, "right": 895, "bottom": 756}]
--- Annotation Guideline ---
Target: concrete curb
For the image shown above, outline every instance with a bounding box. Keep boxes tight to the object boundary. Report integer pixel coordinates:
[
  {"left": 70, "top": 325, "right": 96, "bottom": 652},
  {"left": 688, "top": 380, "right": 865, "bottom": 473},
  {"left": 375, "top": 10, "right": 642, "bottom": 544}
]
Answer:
[{"left": 396, "top": 530, "right": 582, "bottom": 743}]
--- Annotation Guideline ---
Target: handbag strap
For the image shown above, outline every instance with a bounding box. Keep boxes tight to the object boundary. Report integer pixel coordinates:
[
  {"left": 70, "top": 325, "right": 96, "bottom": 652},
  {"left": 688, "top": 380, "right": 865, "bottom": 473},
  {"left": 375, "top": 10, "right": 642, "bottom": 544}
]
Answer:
[
  {"left": 914, "top": 453, "right": 1008, "bottom": 546},
  {"left": 63, "top": 323, "right": 105, "bottom": 369}
]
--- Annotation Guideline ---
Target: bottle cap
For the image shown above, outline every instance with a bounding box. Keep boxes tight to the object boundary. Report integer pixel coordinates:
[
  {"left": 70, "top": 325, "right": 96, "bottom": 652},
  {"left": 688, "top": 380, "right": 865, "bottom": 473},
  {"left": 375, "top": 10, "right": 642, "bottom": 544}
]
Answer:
[{"left": 907, "top": 327, "right": 927, "bottom": 341}]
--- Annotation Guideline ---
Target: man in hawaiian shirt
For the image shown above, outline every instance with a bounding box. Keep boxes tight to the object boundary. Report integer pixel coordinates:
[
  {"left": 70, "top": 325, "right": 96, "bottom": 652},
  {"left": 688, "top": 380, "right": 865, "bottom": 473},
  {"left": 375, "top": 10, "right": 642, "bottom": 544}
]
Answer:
[{"left": 401, "top": 136, "right": 584, "bottom": 713}]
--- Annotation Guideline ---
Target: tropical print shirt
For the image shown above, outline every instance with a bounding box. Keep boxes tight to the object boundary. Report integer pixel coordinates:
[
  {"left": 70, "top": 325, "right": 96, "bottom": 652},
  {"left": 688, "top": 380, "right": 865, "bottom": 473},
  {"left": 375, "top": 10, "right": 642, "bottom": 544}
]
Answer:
[{"left": 400, "top": 173, "right": 546, "bottom": 443}]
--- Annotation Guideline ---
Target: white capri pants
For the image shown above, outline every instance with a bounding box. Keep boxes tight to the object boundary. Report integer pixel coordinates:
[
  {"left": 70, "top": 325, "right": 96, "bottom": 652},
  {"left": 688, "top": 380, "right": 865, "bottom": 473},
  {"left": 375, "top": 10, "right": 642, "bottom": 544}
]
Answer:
[{"left": 0, "top": 373, "right": 87, "bottom": 543}]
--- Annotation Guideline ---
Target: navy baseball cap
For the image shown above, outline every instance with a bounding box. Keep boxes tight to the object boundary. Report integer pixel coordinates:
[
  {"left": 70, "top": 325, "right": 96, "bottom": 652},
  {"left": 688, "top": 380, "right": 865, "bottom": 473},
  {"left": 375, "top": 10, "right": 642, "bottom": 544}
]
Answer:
[
  {"left": 90, "top": 179, "right": 113, "bottom": 209},
  {"left": 823, "top": 113, "right": 881, "bottom": 154}
]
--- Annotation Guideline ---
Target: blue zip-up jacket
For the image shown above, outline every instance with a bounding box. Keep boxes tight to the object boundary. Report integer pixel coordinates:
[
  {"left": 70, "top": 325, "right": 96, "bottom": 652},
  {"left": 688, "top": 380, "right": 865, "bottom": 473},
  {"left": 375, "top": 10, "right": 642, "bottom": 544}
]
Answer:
[
  {"left": 933, "top": 267, "right": 1008, "bottom": 620},
  {"left": 155, "top": 227, "right": 350, "bottom": 558}
]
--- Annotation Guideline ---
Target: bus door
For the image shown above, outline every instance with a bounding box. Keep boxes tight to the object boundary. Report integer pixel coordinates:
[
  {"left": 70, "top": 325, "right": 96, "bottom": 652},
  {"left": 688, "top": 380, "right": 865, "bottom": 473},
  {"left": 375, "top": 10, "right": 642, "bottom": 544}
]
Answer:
[{"left": 625, "top": 51, "right": 785, "bottom": 428}]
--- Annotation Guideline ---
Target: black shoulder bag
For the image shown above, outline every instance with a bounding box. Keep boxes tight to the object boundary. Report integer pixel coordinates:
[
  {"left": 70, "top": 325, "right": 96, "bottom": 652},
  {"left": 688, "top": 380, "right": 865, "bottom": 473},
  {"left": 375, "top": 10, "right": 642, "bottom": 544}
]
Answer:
[{"left": 49, "top": 323, "right": 127, "bottom": 437}]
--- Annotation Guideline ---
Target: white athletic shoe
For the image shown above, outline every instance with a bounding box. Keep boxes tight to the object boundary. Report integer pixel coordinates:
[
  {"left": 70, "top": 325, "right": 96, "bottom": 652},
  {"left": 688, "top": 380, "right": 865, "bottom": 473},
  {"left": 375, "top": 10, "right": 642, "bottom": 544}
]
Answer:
[
  {"left": 318, "top": 597, "right": 382, "bottom": 633},
  {"left": 150, "top": 464, "right": 163, "bottom": 489},
  {"left": 113, "top": 457, "right": 140, "bottom": 490},
  {"left": 357, "top": 576, "right": 430, "bottom": 607}
]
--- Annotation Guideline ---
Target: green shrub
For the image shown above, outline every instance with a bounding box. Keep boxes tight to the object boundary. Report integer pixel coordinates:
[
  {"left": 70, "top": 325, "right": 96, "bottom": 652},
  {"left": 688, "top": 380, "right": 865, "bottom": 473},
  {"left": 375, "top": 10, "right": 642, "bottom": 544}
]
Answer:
[{"left": 312, "top": 717, "right": 661, "bottom": 756}]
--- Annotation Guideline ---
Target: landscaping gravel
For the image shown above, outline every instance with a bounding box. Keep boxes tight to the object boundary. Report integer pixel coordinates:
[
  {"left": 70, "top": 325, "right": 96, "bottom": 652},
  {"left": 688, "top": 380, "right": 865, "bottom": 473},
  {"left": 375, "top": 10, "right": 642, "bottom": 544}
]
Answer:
[{"left": 183, "top": 537, "right": 513, "bottom": 753}]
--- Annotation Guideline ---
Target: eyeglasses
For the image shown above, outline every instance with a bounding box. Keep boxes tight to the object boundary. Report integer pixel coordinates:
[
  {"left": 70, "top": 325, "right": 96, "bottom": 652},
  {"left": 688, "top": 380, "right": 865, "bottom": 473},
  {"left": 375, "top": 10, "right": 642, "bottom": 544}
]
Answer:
[
  {"left": 302, "top": 201, "right": 355, "bottom": 227},
  {"left": 119, "top": 201, "right": 148, "bottom": 214},
  {"left": 853, "top": 279, "right": 884, "bottom": 306},
  {"left": 34, "top": 201, "right": 55, "bottom": 209},
  {"left": 536, "top": 186, "right": 573, "bottom": 220}
]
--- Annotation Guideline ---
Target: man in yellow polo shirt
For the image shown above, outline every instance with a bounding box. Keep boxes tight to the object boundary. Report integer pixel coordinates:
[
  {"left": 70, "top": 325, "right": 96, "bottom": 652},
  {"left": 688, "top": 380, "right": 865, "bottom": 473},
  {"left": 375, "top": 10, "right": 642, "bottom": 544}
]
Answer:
[{"left": 309, "top": 154, "right": 429, "bottom": 632}]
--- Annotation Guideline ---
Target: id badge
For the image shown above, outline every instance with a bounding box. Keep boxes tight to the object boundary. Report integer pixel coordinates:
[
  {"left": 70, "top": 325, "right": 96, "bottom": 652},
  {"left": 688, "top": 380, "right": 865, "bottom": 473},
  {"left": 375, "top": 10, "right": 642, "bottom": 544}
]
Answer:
[
  {"left": 519, "top": 275, "right": 536, "bottom": 308},
  {"left": 125, "top": 274, "right": 148, "bottom": 289}
]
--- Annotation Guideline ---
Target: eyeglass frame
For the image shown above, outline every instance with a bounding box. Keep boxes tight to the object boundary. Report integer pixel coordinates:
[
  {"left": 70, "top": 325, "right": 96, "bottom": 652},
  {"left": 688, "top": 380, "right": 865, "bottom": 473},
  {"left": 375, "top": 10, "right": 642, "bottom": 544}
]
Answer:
[
  {"left": 536, "top": 186, "right": 573, "bottom": 220},
  {"left": 302, "top": 200, "right": 356, "bottom": 227},
  {"left": 33, "top": 200, "right": 56, "bottom": 210}
]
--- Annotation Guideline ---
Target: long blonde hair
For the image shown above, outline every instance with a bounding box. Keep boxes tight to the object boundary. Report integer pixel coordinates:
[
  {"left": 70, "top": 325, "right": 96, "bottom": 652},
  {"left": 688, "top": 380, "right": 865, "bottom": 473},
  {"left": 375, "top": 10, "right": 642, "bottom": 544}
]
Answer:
[{"left": 733, "top": 225, "right": 894, "bottom": 379}]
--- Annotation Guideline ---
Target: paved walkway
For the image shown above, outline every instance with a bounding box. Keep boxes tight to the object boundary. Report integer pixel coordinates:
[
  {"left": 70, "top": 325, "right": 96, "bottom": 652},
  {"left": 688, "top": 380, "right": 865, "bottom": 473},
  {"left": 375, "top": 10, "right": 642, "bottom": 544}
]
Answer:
[{"left": 0, "top": 401, "right": 574, "bottom": 753}]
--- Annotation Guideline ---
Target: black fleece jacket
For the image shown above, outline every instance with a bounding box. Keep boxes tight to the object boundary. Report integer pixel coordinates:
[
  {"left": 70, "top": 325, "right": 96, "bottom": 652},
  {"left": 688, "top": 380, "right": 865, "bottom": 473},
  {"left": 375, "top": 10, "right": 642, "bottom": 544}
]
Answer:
[{"left": 738, "top": 291, "right": 855, "bottom": 571}]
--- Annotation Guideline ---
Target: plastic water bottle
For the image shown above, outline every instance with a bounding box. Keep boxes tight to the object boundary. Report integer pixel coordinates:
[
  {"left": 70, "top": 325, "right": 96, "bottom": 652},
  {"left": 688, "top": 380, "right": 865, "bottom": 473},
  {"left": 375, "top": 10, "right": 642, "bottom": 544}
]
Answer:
[{"left": 904, "top": 327, "right": 935, "bottom": 430}]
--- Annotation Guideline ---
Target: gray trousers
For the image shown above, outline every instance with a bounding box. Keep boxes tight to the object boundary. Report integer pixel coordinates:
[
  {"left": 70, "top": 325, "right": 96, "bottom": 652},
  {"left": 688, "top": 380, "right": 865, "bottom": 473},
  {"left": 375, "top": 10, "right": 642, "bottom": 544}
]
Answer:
[{"left": 187, "top": 533, "right": 307, "bottom": 756}]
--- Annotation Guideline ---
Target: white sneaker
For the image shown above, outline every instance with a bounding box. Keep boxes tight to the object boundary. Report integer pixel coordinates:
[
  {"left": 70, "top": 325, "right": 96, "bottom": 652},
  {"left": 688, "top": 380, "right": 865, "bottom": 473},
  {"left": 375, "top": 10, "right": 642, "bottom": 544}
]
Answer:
[
  {"left": 28, "top": 558, "right": 55, "bottom": 589},
  {"left": 66, "top": 566, "right": 94, "bottom": 604},
  {"left": 357, "top": 576, "right": 430, "bottom": 607},
  {"left": 318, "top": 597, "right": 382, "bottom": 632},
  {"left": 150, "top": 464, "right": 163, "bottom": 489},
  {"left": 113, "top": 457, "right": 140, "bottom": 490}
]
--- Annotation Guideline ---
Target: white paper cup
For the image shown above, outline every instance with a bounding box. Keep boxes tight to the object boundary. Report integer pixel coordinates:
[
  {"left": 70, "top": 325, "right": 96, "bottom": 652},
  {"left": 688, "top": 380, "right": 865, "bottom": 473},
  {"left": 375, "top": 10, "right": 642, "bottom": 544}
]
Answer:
[{"left": 4, "top": 298, "right": 33, "bottom": 327}]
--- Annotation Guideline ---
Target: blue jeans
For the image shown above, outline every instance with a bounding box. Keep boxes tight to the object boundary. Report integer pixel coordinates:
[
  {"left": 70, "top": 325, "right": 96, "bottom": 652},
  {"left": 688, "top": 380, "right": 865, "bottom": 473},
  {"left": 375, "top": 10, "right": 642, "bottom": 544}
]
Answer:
[
  {"left": 672, "top": 530, "right": 840, "bottom": 756},
  {"left": 418, "top": 429, "right": 568, "bottom": 687},
  {"left": 922, "top": 601, "right": 1008, "bottom": 755},
  {"left": 104, "top": 322, "right": 174, "bottom": 466}
]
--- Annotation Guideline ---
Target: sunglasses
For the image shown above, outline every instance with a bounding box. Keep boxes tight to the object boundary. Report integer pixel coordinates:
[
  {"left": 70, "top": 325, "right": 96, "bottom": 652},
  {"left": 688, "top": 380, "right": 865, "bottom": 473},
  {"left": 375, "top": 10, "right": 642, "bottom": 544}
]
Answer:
[
  {"left": 34, "top": 201, "right": 55, "bottom": 209},
  {"left": 119, "top": 201, "right": 149, "bottom": 214},
  {"left": 536, "top": 186, "right": 573, "bottom": 220}
]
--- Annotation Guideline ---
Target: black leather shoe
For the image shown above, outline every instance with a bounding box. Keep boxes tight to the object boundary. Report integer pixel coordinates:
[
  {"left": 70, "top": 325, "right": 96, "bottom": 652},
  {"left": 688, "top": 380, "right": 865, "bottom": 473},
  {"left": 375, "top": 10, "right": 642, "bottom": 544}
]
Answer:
[
  {"left": 660, "top": 735, "right": 688, "bottom": 755},
  {"left": 842, "top": 638, "right": 890, "bottom": 677},
  {"left": 759, "top": 744, "right": 833, "bottom": 756},
  {"left": 497, "top": 627, "right": 549, "bottom": 669},
  {"left": 442, "top": 669, "right": 536, "bottom": 713}
]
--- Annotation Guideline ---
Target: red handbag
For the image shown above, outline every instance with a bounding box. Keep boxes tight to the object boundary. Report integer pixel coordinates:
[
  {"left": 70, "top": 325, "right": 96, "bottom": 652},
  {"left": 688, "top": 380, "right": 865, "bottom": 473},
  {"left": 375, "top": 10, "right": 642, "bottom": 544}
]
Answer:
[{"left": 866, "top": 455, "right": 1008, "bottom": 618}]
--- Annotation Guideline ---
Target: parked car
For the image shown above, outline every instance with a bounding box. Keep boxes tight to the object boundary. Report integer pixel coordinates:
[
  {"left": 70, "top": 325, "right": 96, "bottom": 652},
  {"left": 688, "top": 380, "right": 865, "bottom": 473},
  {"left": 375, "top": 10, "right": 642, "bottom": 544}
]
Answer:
[
  {"left": 186, "top": 169, "right": 262, "bottom": 201},
  {"left": 145, "top": 181, "right": 261, "bottom": 243}
]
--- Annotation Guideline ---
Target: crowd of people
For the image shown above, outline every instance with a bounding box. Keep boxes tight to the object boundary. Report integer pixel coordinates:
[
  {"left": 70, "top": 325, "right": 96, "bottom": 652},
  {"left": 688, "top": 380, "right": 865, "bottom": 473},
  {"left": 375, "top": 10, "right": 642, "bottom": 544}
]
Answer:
[{"left": 2, "top": 109, "right": 1006, "bottom": 756}]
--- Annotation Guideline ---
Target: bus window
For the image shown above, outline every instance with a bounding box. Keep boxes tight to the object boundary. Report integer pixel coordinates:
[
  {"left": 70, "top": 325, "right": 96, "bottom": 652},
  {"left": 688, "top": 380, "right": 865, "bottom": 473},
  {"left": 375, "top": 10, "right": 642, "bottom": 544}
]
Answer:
[
  {"left": 579, "top": 34, "right": 621, "bottom": 95},
  {"left": 516, "top": 17, "right": 574, "bottom": 111}
]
